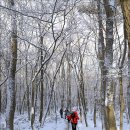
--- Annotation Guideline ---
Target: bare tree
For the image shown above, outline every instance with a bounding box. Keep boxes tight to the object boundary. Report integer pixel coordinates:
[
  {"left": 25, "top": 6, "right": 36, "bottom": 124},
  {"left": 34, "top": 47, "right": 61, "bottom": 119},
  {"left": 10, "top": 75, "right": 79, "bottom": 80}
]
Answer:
[
  {"left": 119, "top": 0, "right": 130, "bottom": 120},
  {"left": 66, "top": 44, "right": 72, "bottom": 110},
  {"left": 103, "top": 0, "right": 117, "bottom": 130},
  {"left": 0, "top": 13, "right": 1, "bottom": 116},
  {"left": 6, "top": 0, "right": 17, "bottom": 129},
  {"left": 96, "top": 0, "right": 107, "bottom": 129}
]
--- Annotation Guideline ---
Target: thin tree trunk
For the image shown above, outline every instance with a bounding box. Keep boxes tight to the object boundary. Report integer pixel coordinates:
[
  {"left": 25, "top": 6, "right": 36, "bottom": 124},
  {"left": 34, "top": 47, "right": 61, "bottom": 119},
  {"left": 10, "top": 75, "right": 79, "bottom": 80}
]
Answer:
[
  {"left": 61, "top": 61, "right": 65, "bottom": 109},
  {"left": 127, "top": 42, "right": 130, "bottom": 120},
  {"left": 25, "top": 54, "right": 30, "bottom": 120},
  {"left": 74, "top": 64, "right": 83, "bottom": 123},
  {"left": 67, "top": 47, "right": 71, "bottom": 110},
  {"left": 0, "top": 15, "right": 1, "bottom": 114},
  {"left": 78, "top": 90, "right": 82, "bottom": 123},
  {"left": 118, "top": 26, "right": 127, "bottom": 130},
  {"left": 97, "top": 0, "right": 107, "bottom": 129},
  {"left": 79, "top": 51, "right": 88, "bottom": 127},
  {"left": 19, "top": 59, "right": 22, "bottom": 114},
  {"left": 119, "top": 70, "right": 124, "bottom": 130},
  {"left": 31, "top": 52, "right": 40, "bottom": 129},
  {"left": 31, "top": 80, "right": 35, "bottom": 130},
  {"left": 6, "top": 0, "right": 17, "bottom": 129},
  {"left": 93, "top": 78, "right": 99, "bottom": 128},
  {"left": 93, "top": 100, "right": 96, "bottom": 127},
  {"left": 39, "top": 36, "right": 44, "bottom": 124},
  {"left": 0, "top": 40, "right": 1, "bottom": 128}
]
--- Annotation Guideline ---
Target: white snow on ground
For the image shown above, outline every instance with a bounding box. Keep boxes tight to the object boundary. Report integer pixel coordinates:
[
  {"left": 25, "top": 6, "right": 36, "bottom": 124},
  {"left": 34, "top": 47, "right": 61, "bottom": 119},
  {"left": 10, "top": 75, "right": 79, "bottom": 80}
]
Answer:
[
  {"left": 13, "top": 112, "right": 102, "bottom": 130},
  {"left": 0, "top": 112, "right": 130, "bottom": 130},
  {"left": 43, "top": 113, "right": 102, "bottom": 130}
]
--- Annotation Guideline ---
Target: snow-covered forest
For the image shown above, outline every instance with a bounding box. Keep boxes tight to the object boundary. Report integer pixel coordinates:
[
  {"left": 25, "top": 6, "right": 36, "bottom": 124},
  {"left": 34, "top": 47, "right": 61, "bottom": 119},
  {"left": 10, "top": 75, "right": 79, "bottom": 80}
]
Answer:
[{"left": 0, "top": 0, "right": 130, "bottom": 130}]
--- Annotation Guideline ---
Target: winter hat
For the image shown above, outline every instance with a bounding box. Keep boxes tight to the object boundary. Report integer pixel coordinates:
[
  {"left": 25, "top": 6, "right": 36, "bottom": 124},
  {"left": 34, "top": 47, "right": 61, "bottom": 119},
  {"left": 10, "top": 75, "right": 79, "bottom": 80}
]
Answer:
[{"left": 72, "top": 106, "right": 77, "bottom": 112}]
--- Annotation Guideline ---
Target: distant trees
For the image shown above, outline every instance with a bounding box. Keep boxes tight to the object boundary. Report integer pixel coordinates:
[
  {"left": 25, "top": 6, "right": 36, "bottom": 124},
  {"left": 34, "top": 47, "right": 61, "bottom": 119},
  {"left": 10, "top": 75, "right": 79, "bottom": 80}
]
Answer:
[{"left": 0, "top": 0, "right": 130, "bottom": 130}]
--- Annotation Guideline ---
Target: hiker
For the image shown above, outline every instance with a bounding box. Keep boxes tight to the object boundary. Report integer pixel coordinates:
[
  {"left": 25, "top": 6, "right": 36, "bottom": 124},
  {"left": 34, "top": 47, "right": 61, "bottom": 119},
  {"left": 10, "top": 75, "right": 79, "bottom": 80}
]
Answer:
[
  {"left": 67, "top": 107, "right": 79, "bottom": 130},
  {"left": 64, "top": 108, "right": 70, "bottom": 119},
  {"left": 60, "top": 108, "right": 63, "bottom": 118}
]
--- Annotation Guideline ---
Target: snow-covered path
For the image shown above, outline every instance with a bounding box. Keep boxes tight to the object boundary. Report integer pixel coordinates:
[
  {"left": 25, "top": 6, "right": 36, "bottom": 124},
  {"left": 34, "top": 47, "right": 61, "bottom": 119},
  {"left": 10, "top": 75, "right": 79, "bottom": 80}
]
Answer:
[
  {"left": 42, "top": 115, "right": 102, "bottom": 130},
  {"left": 1, "top": 113, "right": 130, "bottom": 130},
  {"left": 13, "top": 113, "right": 102, "bottom": 130},
  {"left": 15, "top": 114, "right": 130, "bottom": 130}
]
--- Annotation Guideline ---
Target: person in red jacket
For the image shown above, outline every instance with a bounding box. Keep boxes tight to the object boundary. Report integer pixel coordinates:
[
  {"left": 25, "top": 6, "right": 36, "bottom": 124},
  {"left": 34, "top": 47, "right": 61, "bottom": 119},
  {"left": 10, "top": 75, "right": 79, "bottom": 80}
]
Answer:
[{"left": 67, "top": 107, "right": 79, "bottom": 130}]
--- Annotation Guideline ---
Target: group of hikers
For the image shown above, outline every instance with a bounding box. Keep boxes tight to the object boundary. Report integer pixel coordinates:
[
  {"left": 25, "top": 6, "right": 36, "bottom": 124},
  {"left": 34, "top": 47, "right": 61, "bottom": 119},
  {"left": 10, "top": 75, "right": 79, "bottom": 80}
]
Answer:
[{"left": 59, "top": 107, "right": 79, "bottom": 130}]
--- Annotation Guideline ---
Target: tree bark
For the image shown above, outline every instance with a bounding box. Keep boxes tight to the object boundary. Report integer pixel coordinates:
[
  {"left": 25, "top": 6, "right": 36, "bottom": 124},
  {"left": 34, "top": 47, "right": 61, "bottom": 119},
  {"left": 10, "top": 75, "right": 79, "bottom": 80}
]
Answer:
[
  {"left": 103, "top": 0, "right": 117, "bottom": 130},
  {"left": 119, "top": 0, "right": 130, "bottom": 120},
  {"left": 61, "top": 61, "right": 65, "bottom": 109},
  {"left": 119, "top": 70, "right": 124, "bottom": 130},
  {"left": 96, "top": 0, "right": 108, "bottom": 129},
  {"left": 31, "top": 80, "right": 35, "bottom": 130},
  {"left": 39, "top": 36, "right": 44, "bottom": 124},
  {"left": 66, "top": 46, "right": 71, "bottom": 110},
  {"left": 25, "top": 53, "right": 30, "bottom": 120},
  {"left": 6, "top": 0, "right": 17, "bottom": 129},
  {"left": 0, "top": 14, "right": 2, "bottom": 114},
  {"left": 79, "top": 45, "right": 88, "bottom": 127}
]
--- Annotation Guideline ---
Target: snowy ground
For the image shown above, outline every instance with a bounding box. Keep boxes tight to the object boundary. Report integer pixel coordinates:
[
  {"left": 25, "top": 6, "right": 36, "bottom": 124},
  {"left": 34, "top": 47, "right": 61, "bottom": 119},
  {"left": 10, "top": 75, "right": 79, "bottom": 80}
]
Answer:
[
  {"left": 13, "top": 112, "right": 102, "bottom": 130},
  {"left": 0, "top": 112, "right": 130, "bottom": 130},
  {"left": 43, "top": 114, "right": 102, "bottom": 130}
]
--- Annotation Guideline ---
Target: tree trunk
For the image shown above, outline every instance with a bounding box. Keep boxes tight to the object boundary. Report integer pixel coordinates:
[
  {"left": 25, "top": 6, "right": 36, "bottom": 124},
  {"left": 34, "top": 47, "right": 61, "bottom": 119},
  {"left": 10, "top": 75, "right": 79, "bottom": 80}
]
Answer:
[
  {"left": 61, "top": 61, "right": 65, "bottom": 109},
  {"left": 0, "top": 30, "right": 2, "bottom": 129},
  {"left": 79, "top": 48, "right": 88, "bottom": 127},
  {"left": 93, "top": 77, "right": 99, "bottom": 128},
  {"left": 105, "top": 103, "right": 117, "bottom": 130},
  {"left": 119, "top": 0, "right": 130, "bottom": 120},
  {"left": 93, "top": 101, "right": 96, "bottom": 127},
  {"left": 39, "top": 36, "right": 44, "bottom": 124},
  {"left": 67, "top": 47, "right": 71, "bottom": 110},
  {"left": 103, "top": 0, "right": 117, "bottom": 130},
  {"left": 25, "top": 54, "right": 30, "bottom": 120},
  {"left": 31, "top": 80, "right": 35, "bottom": 130},
  {"left": 6, "top": 0, "right": 17, "bottom": 129},
  {"left": 119, "top": 70, "right": 124, "bottom": 130},
  {"left": 0, "top": 15, "right": 1, "bottom": 114},
  {"left": 96, "top": 0, "right": 107, "bottom": 129}
]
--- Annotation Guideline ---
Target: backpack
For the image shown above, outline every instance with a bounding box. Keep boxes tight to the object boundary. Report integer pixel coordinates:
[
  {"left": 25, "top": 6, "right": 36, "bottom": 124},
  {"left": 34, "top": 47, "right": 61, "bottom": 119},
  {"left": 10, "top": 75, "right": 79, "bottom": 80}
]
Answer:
[{"left": 71, "top": 112, "right": 75, "bottom": 118}]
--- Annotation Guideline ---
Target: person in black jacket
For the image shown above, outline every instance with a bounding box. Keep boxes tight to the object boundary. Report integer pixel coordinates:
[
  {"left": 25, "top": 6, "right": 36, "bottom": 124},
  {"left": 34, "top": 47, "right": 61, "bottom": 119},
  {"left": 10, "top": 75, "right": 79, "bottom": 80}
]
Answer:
[{"left": 60, "top": 108, "right": 63, "bottom": 118}]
